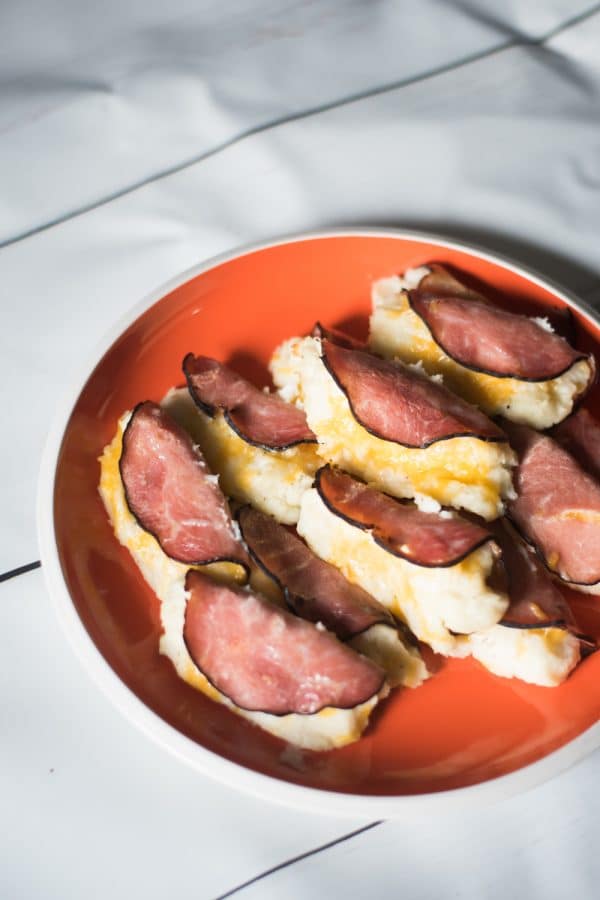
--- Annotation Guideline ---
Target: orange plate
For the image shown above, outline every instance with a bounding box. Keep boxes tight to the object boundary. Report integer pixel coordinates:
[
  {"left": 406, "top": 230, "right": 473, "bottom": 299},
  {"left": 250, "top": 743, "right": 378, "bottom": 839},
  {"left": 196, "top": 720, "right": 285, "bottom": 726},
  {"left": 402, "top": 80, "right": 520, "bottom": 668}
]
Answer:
[{"left": 53, "top": 232, "right": 600, "bottom": 797}]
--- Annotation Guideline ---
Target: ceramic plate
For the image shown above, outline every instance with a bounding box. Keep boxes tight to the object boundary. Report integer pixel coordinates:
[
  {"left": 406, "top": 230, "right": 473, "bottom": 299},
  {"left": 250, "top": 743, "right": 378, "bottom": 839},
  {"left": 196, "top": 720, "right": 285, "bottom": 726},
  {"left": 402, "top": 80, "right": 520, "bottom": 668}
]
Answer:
[{"left": 38, "top": 229, "right": 600, "bottom": 816}]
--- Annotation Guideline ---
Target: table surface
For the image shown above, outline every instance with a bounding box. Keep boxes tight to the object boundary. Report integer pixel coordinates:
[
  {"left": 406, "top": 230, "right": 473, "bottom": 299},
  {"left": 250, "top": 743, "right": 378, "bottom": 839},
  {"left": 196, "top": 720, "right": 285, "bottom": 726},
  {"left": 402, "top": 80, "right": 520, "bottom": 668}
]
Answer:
[{"left": 2, "top": 2, "right": 600, "bottom": 897}]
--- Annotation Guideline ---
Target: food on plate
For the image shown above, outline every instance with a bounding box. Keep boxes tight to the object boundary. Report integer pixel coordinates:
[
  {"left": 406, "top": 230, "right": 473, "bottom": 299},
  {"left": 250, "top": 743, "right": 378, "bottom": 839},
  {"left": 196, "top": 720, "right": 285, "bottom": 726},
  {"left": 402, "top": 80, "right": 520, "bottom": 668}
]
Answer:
[
  {"left": 453, "top": 520, "right": 585, "bottom": 686},
  {"left": 311, "top": 321, "right": 366, "bottom": 349},
  {"left": 98, "top": 258, "right": 600, "bottom": 749},
  {"left": 504, "top": 419, "right": 600, "bottom": 594},
  {"left": 100, "top": 402, "right": 386, "bottom": 749},
  {"left": 369, "top": 264, "right": 594, "bottom": 429},
  {"left": 237, "top": 504, "right": 428, "bottom": 687},
  {"left": 100, "top": 402, "right": 249, "bottom": 583},
  {"left": 181, "top": 571, "right": 388, "bottom": 750},
  {"left": 270, "top": 334, "right": 515, "bottom": 519},
  {"left": 296, "top": 466, "right": 509, "bottom": 655},
  {"left": 552, "top": 407, "right": 600, "bottom": 480},
  {"left": 180, "top": 354, "right": 321, "bottom": 524}
]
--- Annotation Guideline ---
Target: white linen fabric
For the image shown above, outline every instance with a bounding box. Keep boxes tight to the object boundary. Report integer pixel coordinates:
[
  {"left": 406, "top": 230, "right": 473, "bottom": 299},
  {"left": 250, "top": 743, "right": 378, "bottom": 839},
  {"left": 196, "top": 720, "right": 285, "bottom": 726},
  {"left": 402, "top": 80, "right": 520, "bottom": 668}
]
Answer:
[
  {"left": 1, "top": 0, "right": 593, "bottom": 244},
  {"left": 1, "top": 2, "right": 599, "bottom": 898}
]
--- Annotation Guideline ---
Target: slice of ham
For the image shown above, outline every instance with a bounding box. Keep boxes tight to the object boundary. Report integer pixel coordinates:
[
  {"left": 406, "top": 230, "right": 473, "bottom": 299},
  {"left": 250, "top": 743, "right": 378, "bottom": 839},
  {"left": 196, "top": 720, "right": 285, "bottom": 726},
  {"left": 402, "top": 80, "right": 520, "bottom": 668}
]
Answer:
[
  {"left": 415, "top": 264, "right": 488, "bottom": 304},
  {"left": 505, "top": 420, "right": 600, "bottom": 586},
  {"left": 316, "top": 466, "right": 495, "bottom": 568},
  {"left": 417, "top": 264, "right": 577, "bottom": 342},
  {"left": 183, "top": 571, "right": 385, "bottom": 715},
  {"left": 120, "top": 402, "right": 248, "bottom": 570},
  {"left": 409, "top": 264, "right": 589, "bottom": 381},
  {"left": 183, "top": 354, "right": 316, "bottom": 450},
  {"left": 321, "top": 338, "right": 504, "bottom": 447},
  {"left": 553, "top": 407, "right": 600, "bottom": 480},
  {"left": 311, "top": 322, "right": 367, "bottom": 350},
  {"left": 238, "top": 505, "right": 394, "bottom": 639},
  {"left": 492, "top": 520, "right": 575, "bottom": 628}
]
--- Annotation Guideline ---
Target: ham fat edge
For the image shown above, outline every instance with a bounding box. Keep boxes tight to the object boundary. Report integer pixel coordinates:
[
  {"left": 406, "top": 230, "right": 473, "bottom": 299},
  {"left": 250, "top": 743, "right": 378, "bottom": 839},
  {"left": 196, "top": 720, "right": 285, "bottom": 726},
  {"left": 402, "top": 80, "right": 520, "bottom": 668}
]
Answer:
[
  {"left": 99, "top": 404, "right": 388, "bottom": 749},
  {"left": 237, "top": 504, "right": 428, "bottom": 688},
  {"left": 369, "top": 264, "right": 595, "bottom": 429}
]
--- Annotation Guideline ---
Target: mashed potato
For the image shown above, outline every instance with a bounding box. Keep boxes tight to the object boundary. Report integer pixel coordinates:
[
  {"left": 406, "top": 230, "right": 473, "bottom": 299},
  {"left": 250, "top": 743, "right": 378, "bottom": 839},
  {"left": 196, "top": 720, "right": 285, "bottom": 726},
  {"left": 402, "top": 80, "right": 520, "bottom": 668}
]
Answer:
[
  {"left": 348, "top": 623, "right": 428, "bottom": 688},
  {"left": 369, "top": 272, "right": 593, "bottom": 430},
  {"left": 451, "top": 623, "right": 580, "bottom": 687}
]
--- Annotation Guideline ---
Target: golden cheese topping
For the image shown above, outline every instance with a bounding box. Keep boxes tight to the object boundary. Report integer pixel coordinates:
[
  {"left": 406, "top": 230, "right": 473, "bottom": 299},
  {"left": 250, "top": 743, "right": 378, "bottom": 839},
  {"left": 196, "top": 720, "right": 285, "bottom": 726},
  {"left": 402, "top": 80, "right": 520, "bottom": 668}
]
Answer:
[{"left": 313, "top": 390, "right": 510, "bottom": 517}]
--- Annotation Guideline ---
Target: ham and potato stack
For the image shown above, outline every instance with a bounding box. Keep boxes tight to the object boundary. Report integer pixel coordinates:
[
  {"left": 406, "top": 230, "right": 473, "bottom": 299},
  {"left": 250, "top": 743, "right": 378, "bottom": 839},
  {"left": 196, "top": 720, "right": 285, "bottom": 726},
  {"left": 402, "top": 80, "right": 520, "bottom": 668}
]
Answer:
[
  {"left": 369, "top": 264, "right": 594, "bottom": 429},
  {"left": 171, "top": 354, "right": 321, "bottom": 525},
  {"left": 99, "top": 402, "right": 388, "bottom": 751},
  {"left": 98, "top": 263, "right": 600, "bottom": 752},
  {"left": 237, "top": 504, "right": 428, "bottom": 688},
  {"left": 270, "top": 334, "right": 516, "bottom": 520},
  {"left": 297, "top": 467, "right": 587, "bottom": 686},
  {"left": 453, "top": 520, "right": 585, "bottom": 687},
  {"left": 297, "top": 466, "right": 509, "bottom": 657}
]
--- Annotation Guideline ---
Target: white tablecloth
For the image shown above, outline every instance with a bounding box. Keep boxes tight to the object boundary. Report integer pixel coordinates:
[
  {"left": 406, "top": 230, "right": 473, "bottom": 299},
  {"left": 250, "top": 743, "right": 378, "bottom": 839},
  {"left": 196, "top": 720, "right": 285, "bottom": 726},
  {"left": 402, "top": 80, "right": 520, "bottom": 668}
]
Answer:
[{"left": 2, "top": 2, "right": 600, "bottom": 897}]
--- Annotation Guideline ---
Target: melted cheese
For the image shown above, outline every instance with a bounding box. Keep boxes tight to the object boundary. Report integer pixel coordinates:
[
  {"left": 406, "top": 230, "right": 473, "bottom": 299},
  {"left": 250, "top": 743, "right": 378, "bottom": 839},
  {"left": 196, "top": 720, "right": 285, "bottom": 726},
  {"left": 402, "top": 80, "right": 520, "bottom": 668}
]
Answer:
[
  {"left": 98, "top": 413, "right": 385, "bottom": 750},
  {"left": 369, "top": 278, "right": 592, "bottom": 430}
]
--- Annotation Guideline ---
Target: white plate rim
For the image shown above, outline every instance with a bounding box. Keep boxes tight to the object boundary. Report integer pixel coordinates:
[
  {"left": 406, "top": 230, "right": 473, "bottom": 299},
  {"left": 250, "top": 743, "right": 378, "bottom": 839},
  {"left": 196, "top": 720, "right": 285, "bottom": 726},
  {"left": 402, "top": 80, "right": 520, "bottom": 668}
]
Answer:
[{"left": 37, "top": 225, "right": 600, "bottom": 818}]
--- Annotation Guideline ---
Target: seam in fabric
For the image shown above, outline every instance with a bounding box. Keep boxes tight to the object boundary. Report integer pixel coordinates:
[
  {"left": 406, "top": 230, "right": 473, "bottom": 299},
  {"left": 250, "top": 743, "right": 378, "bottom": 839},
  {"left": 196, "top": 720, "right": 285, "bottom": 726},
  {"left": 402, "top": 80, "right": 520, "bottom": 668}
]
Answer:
[
  {"left": 214, "top": 820, "right": 382, "bottom": 900},
  {"left": 1, "top": 2, "right": 599, "bottom": 251},
  {"left": 0, "top": 560, "right": 41, "bottom": 583}
]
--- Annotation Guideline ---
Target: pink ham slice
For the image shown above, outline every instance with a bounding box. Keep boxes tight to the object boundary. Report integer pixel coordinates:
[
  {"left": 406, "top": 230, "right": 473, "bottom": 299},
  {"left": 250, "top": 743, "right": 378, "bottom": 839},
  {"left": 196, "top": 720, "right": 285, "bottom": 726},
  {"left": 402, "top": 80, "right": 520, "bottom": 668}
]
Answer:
[
  {"left": 316, "top": 466, "right": 495, "bottom": 568},
  {"left": 415, "top": 264, "right": 490, "bottom": 304},
  {"left": 120, "top": 402, "right": 248, "bottom": 570},
  {"left": 183, "top": 571, "right": 385, "bottom": 715},
  {"left": 321, "top": 339, "right": 504, "bottom": 447},
  {"left": 409, "top": 264, "right": 588, "bottom": 381},
  {"left": 311, "top": 322, "right": 367, "bottom": 350},
  {"left": 553, "top": 408, "right": 600, "bottom": 481},
  {"left": 183, "top": 354, "right": 316, "bottom": 450},
  {"left": 505, "top": 420, "right": 600, "bottom": 586},
  {"left": 238, "top": 505, "right": 394, "bottom": 639},
  {"left": 492, "top": 520, "right": 576, "bottom": 628}
]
